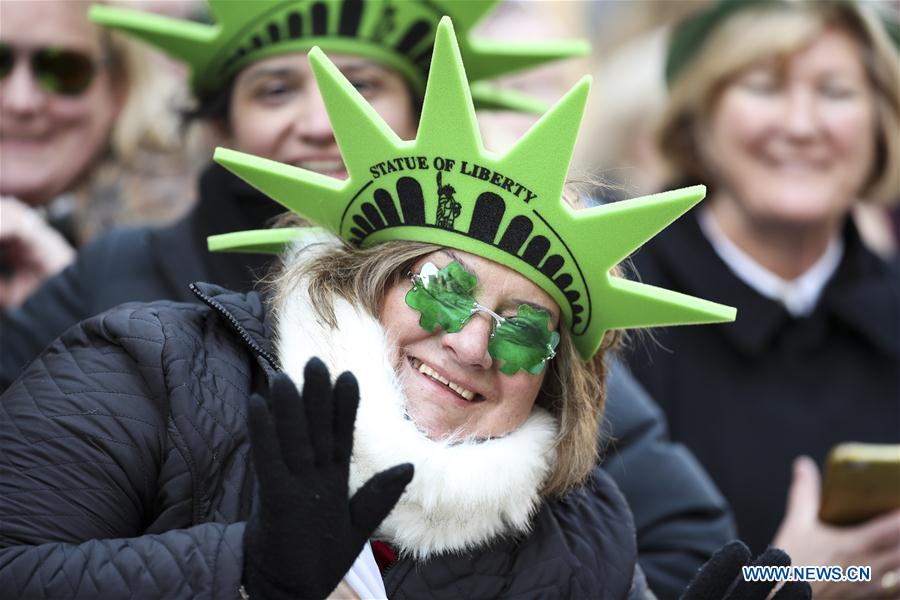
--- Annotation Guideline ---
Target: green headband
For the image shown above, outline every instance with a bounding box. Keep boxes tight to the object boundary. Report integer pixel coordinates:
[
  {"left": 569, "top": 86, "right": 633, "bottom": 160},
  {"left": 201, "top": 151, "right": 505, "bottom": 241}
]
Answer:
[
  {"left": 211, "top": 18, "right": 736, "bottom": 360},
  {"left": 89, "top": 0, "right": 587, "bottom": 111}
]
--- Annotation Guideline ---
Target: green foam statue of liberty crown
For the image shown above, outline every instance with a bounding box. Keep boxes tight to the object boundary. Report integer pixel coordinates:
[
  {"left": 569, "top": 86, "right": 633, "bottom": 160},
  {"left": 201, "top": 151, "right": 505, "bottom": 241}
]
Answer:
[
  {"left": 210, "top": 17, "right": 737, "bottom": 360},
  {"left": 89, "top": 0, "right": 587, "bottom": 111}
]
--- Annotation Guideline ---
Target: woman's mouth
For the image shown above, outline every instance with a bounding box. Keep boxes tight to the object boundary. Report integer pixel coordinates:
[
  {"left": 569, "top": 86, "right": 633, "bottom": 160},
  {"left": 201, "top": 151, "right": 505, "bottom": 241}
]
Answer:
[
  {"left": 410, "top": 357, "right": 480, "bottom": 402},
  {"left": 1, "top": 135, "right": 54, "bottom": 152}
]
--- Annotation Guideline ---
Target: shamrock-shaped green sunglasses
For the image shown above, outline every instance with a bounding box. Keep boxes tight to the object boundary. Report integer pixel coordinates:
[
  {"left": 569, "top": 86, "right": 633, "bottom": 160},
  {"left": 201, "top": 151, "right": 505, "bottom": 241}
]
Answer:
[{"left": 405, "top": 261, "right": 560, "bottom": 375}]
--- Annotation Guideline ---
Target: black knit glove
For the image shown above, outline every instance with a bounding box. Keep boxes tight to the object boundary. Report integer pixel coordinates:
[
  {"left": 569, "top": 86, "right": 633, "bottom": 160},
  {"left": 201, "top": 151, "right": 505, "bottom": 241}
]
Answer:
[
  {"left": 243, "top": 359, "right": 414, "bottom": 600},
  {"left": 681, "top": 541, "right": 811, "bottom": 600}
]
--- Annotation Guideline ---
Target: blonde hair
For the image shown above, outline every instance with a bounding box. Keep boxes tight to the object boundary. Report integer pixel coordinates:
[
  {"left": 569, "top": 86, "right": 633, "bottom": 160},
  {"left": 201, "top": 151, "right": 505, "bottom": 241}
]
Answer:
[
  {"left": 659, "top": 1, "right": 900, "bottom": 203},
  {"left": 100, "top": 8, "right": 184, "bottom": 160},
  {"left": 268, "top": 233, "right": 618, "bottom": 496}
]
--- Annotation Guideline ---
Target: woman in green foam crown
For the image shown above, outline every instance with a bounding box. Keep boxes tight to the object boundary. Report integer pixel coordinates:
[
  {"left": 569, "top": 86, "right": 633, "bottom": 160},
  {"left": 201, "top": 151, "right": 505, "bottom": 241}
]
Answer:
[{"left": 0, "top": 14, "right": 814, "bottom": 599}]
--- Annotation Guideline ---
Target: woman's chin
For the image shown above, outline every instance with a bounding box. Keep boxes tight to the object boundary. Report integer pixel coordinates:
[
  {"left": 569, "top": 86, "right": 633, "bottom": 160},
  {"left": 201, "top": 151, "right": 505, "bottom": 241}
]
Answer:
[
  {"left": 404, "top": 400, "right": 468, "bottom": 441},
  {"left": 761, "top": 206, "right": 842, "bottom": 231}
]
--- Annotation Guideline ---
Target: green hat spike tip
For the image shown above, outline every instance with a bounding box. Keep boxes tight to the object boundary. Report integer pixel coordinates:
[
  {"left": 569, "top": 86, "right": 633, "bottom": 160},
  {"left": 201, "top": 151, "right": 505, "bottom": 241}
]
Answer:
[
  {"left": 212, "top": 17, "right": 736, "bottom": 360},
  {"left": 308, "top": 45, "right": 411, "bottom": 178}
]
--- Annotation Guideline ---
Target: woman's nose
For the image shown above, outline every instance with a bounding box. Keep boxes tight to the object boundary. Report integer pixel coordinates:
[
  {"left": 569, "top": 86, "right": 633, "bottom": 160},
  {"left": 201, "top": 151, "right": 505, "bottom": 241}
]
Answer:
[
  {"left": 294, "top": 85, "right": 336, "bottom": 146},
  {"left": 441, "top": 314, "right": 494, "bottom": 370},
  {"left": 0, "top": 60, "right": 48, "bottom": 116},
  {"left": 782, "top": 87, "right": 820, "bottom": 140}
]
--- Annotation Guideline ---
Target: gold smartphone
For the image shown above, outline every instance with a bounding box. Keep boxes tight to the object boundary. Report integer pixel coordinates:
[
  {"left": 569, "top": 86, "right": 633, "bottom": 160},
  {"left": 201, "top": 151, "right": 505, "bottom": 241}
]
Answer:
[{"left": 819, "top": 443, "right": 900, "bottom": 526}]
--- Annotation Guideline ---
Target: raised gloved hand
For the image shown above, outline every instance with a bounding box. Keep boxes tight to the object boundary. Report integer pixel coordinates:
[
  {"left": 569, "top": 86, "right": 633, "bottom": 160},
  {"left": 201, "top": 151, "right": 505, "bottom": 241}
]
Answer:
[
  {"left": 681, "top": 541, "right": 812, "bottom": 600},
  {"left": 243, "top": 358, "right": 414, "bottom": 600}
]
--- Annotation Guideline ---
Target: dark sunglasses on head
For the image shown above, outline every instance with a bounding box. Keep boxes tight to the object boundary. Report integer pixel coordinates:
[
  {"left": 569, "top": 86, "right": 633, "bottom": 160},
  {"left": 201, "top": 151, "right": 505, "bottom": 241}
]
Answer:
[{"left": 0, "top": 43, "right": 103, "bottom": 96}]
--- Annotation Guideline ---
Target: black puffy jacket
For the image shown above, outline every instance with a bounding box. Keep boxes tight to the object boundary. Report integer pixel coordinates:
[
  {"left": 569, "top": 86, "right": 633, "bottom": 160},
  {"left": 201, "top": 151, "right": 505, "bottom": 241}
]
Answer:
[{"left": 0, "top": 283, "right": 641, "bottom": 599}]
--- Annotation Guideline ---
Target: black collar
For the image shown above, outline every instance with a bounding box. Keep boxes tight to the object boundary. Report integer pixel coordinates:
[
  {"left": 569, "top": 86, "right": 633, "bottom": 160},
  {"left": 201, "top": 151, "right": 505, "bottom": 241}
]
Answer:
[
  {"left": 641, "top": 212, "right": 900, "bottom": 359},
  {"left": 148, "top": 163, "right": 282, "bottom": 298},
  {"left": 190, "top": 281, "right": 279, "bottom": 371}
]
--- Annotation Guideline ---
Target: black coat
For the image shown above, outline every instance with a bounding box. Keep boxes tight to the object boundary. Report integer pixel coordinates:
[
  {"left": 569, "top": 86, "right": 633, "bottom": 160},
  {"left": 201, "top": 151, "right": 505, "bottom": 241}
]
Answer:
[
  {"left": 624, "top": 211, "right": 900, "bottom": 553},
  {"left": 0, "top": 283, "right": 639, "bottom": 599},
  {"left": 601, "top": 359, "right": 733, "bottom": 599}
]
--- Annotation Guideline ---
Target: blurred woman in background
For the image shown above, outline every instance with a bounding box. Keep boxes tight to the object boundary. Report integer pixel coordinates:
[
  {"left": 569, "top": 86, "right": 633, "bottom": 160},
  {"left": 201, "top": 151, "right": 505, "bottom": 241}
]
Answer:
[
  {"left": 625, "top": 1, "right": 900, "bottom": 597},
  {"left": 0, "top": 0, "right": 185, "bottom": 308}
]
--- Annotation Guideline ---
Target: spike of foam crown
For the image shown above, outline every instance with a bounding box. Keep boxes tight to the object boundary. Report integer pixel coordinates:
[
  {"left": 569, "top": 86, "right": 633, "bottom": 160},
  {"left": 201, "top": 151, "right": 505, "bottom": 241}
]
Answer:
[{"left": 211, "top": 17, "right": 737, "bottom": 359}]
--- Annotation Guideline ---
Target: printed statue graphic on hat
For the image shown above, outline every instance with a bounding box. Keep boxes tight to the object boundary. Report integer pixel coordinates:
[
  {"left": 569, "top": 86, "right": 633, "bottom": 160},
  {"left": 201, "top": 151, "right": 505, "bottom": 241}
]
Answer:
[{"left": 435, "top": 171, "right": 461, "bottom": 230}]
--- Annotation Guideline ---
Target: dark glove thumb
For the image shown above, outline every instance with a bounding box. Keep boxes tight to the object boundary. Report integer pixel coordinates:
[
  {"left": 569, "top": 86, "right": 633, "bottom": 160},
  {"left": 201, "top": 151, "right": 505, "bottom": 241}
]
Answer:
[
  {"left": 730, "top": 547, "right": 790, "bottom": 600},
  {"left": 681, "top": 541, "right": 751, "bottom": 600},
  {"left": 349, "top": 463, "right": 414, "bottom": 542}
]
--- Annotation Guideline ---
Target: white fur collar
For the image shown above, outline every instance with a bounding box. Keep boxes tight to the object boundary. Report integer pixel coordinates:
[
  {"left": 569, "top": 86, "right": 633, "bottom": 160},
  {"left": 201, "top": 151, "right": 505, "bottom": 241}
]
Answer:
[{"left": 274, "top": 241, "right": 558, "bottom": 559}]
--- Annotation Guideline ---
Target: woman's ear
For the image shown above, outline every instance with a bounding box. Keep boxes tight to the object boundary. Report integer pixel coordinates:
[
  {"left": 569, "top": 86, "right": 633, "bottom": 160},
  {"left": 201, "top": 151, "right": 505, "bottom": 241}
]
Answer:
[
  {"left": 109, "top": 75, "right": 128, "bottom": 118},
  {"left": 690, "top": 111, "right": 720, "bottom": 184},
  {"left": 210, "top": 117, "right": 231, "bottom": 141}
]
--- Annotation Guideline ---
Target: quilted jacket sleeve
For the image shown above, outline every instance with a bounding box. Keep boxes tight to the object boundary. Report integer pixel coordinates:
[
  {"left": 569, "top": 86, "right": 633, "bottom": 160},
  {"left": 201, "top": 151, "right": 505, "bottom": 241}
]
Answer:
[
  {"left": 0, "top": 305, "right": 246, "bottom": 599},
  {"left": 601, "top": 360, "right": 736, "bottom": 600},
  {"left": 0, "top": 251, "right": 91, "bottom": 392}
]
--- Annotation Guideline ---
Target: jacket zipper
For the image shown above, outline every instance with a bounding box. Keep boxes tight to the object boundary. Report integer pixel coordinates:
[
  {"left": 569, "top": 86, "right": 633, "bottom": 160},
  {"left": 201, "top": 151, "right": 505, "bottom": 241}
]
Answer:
[{"left": 189, "top": 283, "right": 281, "bottom": 370}]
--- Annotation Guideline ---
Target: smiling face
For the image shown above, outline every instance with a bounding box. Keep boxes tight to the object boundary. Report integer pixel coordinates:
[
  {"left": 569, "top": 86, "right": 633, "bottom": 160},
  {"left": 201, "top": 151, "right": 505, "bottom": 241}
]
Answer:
[
  {"left": 378, "top": 248, "right": 560, "bottom": 440},
  {"left": 228, "top": 53, "right": 417, "bottom": 179},
  {"left": 0, "top": 0, "right": 122, "bottom": 206},
  {"left": 703, "top": 26, "right": 876, "bottom": 232}
]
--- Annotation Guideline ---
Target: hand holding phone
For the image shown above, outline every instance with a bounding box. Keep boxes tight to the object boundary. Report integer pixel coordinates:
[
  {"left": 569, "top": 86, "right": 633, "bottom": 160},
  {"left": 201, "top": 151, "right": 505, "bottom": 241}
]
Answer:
[
  {"left": 820, "top": 443, "right": 900, "bottom": 526},
  {"left": 773, "top": 455, "right": 900, "bottom": 599}
]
